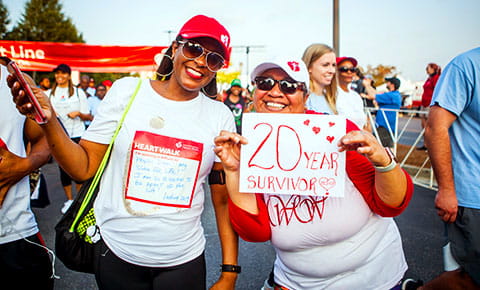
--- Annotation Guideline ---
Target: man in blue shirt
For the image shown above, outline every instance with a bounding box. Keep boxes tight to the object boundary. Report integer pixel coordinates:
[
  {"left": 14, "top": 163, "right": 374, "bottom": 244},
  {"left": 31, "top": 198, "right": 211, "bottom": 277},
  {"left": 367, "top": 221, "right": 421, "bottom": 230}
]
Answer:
[
  {"left": 423, "top": 47, "right": 480, "bottom": 289},
  {"left": 365, "top": 77, "right": 402, "bottom": 147}
]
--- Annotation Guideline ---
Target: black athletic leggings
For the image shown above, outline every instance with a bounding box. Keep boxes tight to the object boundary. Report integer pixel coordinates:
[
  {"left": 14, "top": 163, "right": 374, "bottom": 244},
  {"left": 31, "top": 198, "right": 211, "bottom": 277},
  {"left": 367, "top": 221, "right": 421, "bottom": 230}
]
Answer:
[
  {"left": 93, "top": 239, "right": 206, "bottom": 290},
  {"left": 0, "top": 233, "right": 54, "bottom": 289}
]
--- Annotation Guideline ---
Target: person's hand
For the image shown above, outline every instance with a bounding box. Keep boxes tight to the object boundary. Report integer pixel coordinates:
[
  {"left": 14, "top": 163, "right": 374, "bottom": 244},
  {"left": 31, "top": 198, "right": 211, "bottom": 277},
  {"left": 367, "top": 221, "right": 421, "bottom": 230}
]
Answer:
[
  {"left": 213, "top": 130, "right": 248, "bottom": 172},
  {"left": 7, "top": 75, "right": 54, "bottom": 123},
  {"left": 209, "top": 272, "right": 237, "bottom": 290},
  {"left": 362, "top": 78, "right": 373, "bottom": 87},
  {"left": 0, "top": 142, "right": 29, "bottom": 207},
  {"left": 67, "top": 111, "right": 81, "bottom": 119},
  {"left": 338, "top": 130, "right": 391, "bottom": 167},
  {"left": 435, "top": 188, "right": 458, "bottom": 223}
]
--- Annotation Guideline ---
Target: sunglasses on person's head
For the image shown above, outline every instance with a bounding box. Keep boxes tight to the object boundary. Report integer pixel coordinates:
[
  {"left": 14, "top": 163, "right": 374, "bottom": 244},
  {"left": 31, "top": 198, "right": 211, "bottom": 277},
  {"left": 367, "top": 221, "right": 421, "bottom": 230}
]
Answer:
[
  {"left": 254, "top": 76, "right": 306, "bottom": 95},
  {"left": 177, "top": 40, "right": 225, "bottom": 72},
  {"left": 338, "top": 66, "right": 357, "bottom": 73}
]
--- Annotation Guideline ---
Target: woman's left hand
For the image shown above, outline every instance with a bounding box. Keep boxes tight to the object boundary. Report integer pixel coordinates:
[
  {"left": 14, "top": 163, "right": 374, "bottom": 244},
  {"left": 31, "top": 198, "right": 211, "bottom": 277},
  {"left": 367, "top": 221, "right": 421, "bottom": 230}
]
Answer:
[{"left": 337, "top": 130, "right": 391, "bottom": 167}]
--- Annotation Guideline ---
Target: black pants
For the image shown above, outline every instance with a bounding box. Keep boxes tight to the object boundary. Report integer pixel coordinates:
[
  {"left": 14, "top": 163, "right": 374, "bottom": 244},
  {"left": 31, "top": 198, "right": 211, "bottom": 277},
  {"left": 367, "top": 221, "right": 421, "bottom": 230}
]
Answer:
[
  {"left": 94, "top": 239, "right": 206, "bottom": 290},
  {"left": 0, "top": 233, "right": 54, "bottom": 290}
]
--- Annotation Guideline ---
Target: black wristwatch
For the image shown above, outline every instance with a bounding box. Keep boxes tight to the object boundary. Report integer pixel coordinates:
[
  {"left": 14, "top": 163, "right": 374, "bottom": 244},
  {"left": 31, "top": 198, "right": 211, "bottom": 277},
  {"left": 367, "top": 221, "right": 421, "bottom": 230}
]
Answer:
[{"left": 220, "top": 264, "right": 241, "bottom": 273}]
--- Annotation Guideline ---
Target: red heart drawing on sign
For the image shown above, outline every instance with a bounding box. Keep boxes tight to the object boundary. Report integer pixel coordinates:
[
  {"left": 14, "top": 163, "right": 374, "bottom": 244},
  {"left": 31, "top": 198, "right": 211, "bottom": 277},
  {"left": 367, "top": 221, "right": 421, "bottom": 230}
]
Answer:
[
  {"left": 0, "top": 138, "right": 7, "bottom": 150},
  {"left": 319, "top": 177, "right": 336, "bottom": 191},
  {"left": 329, "top": 122, "right": 335, "bottom": 127},
  {"left": 326, "top": 136, "right": 334, "bottom": 143},
  {"left": 312, "top": 127, "right": 321, "bottom": 134},
  {"left": 303, "top": 119, "right": 310, "bottom": 126}
]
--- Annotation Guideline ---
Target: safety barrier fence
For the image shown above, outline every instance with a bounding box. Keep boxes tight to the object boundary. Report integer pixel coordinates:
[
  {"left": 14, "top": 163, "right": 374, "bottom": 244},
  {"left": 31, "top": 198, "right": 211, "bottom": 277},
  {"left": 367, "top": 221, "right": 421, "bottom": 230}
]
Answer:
[{"left": 365, "top": 108, "right": 437, "bottom": 191}]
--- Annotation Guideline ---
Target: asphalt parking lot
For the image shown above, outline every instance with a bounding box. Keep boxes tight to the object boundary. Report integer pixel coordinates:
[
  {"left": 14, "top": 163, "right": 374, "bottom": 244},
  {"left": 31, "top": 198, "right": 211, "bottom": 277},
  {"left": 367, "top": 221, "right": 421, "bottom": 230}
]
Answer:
[{"left": 33, "top": 160, "right": 444, "bottom": 289}]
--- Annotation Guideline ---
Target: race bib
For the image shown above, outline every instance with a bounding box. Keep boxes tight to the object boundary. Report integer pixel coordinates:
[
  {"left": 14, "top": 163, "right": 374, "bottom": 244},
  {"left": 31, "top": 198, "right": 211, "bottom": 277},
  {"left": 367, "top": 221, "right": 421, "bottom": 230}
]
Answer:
[{"left": 124, "top": 131, "right": 203, "bottom": 208}]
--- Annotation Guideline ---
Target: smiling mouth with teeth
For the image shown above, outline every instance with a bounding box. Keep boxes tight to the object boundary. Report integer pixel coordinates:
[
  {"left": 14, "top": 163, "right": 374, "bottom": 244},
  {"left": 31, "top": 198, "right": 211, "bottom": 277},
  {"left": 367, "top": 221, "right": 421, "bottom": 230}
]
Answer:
[
  {"left": 187, "top": 67, "right": 203, "bottom": 77},
  {"left": 266, "top": 102, "right": 286, "bottom": 109}
]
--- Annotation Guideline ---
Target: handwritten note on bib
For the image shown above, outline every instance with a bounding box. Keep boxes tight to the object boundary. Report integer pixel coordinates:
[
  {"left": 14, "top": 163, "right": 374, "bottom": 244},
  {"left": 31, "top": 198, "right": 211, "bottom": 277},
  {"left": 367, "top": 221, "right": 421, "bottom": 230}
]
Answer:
[
  {"left": 239, "top": 113, "right": 346, "bottom": 197},
  {"left": 124, "top": 131, "right": 203, "bottom": 208}
]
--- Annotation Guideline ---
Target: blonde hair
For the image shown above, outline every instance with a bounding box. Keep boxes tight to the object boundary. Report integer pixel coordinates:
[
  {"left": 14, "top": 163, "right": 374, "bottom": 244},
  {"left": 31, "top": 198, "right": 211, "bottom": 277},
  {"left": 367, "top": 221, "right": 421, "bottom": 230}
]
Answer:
[{"left": 302, "top": 43, "right": 338, "bottom": 114}]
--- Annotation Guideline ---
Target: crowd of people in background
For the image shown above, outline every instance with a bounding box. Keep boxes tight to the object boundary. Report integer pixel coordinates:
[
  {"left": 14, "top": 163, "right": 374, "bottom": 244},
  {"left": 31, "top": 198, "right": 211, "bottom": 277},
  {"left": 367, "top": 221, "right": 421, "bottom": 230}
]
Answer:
[
  {"left": 1, "top": 12, "right": 478, "bottom": 290},
  {"left": 34, "top": 65, "right": 114, "bottom": 213}
]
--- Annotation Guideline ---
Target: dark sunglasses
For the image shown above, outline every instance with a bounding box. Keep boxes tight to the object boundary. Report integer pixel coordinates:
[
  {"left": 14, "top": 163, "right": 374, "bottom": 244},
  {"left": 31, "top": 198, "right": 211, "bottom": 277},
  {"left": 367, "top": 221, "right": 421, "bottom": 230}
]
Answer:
[
  {"left": 338, "top": 66, "right": 356, "bottom": 73},
  {"left": 254, "top": 76, "right": 306, "bottom": 95},
  {"left": 178, "top": 40, "right": 225, "bottom": 72}
]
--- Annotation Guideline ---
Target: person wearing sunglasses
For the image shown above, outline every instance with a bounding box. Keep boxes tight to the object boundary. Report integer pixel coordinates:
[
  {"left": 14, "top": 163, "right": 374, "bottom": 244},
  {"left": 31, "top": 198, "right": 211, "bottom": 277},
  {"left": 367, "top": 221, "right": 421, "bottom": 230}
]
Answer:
[
  {"left": 213, "top": 57, "right": 414, "bottom": 289},
  {"left": 8, "top": 15, "right": 239, "bottom": 290},
  {"left": 335, "top": 56, "right": 368, "bottom": 130}
]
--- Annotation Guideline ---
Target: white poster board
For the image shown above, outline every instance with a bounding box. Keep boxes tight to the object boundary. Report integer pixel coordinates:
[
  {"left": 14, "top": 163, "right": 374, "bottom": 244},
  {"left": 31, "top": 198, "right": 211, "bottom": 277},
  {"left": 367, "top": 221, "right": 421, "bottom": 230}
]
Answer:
[{"left": 239, "top": 113, "right": 346, "bottom": 197}]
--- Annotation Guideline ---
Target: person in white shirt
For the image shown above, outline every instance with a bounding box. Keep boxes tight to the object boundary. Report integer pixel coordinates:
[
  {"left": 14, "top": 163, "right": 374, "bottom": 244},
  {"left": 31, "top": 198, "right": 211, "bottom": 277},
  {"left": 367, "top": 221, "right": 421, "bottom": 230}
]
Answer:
[
  {"left": 0, "top": 57, "right": 52, "bottom": 289},
  {"left": 336, "top": 56, "right": 368, "bottom": 130},
  {"left": 9, "top": 15, "right": 239, "bottom": 290},
  {"left": 45, "top": 64, "right": 92, "bottom": 213},
  {"left": 214, "top": 56, "right": 414, "bottom": 290}
]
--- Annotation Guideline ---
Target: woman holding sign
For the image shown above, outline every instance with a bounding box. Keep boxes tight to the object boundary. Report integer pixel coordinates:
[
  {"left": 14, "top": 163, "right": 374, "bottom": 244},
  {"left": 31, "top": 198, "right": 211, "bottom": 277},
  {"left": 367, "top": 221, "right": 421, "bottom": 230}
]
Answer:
[
  {"left": 214, "top": 57, "right": 414, "bottom": 289},
  {"left": 9, "top": 15, "right": 239, "bottom": 290}
]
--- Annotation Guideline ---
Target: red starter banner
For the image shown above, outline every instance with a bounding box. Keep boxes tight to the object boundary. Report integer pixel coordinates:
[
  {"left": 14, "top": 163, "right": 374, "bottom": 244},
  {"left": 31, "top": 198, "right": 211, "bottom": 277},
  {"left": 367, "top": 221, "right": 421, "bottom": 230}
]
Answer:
[{"left": 0, "top": 40, "right": 167, "bottom": 73}]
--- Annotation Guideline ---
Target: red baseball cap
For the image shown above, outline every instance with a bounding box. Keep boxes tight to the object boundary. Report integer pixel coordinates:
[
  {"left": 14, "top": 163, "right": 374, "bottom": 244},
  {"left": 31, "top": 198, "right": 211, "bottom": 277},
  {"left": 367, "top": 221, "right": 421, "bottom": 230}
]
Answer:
[
  {"left": 102, "top": 80, "right": 112, "bottom": 87},
  {"left": 178, "top": 15, "right": 231, "bottom": 62},
  {"left": 336, "top": 56, "right": 358, "bottom": 67}
]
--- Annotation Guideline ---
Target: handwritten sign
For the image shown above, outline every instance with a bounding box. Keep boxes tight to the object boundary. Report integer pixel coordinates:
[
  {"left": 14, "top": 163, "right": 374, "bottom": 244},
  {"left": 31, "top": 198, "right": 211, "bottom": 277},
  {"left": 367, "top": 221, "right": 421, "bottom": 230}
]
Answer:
[
  {"left": 124, "top": 131, "right": 203, "bottom": 208},
  {"left": 239, "top": 113, "right": 346, "bottom": 197}
]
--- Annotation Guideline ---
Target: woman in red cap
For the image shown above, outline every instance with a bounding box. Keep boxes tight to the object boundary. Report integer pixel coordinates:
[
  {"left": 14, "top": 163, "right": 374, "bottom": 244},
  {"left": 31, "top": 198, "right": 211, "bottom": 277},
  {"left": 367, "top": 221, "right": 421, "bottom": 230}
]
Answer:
[
  {"left": 335, "top": 56, "right": 368, "bottom": 130},
  {"left": 9, "top": 15, "right": 238, "bottom": 290}
]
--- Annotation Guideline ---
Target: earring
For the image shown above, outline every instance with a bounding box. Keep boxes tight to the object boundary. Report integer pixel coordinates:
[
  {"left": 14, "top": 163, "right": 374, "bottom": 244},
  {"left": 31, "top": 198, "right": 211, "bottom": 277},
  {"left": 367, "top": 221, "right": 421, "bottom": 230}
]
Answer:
[{"left": 156, "top": 54, "right": 174, "bottom": 80}]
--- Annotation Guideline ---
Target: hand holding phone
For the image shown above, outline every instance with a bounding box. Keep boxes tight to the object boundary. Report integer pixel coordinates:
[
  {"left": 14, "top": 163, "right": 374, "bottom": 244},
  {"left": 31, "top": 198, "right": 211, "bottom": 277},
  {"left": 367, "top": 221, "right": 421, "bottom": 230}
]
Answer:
[{"left": 6, "top": 61, "right": 48, "bottom": 124}]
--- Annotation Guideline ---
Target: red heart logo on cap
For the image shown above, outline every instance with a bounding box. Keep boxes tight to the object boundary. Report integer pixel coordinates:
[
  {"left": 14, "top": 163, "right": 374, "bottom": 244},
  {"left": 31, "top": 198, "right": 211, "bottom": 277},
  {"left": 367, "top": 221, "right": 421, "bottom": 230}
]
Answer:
[
  {"left": 304, "top": 119, "right": 310, "bottom": 126},
  {"left": 312, "top": 127, "right": 321, "bottom": 134},
  {"left": 287, "top": 61, "right": 300, "bottom": 72},
  {"left": 326, "top": 136, "right": 334, "bottom": 143}
]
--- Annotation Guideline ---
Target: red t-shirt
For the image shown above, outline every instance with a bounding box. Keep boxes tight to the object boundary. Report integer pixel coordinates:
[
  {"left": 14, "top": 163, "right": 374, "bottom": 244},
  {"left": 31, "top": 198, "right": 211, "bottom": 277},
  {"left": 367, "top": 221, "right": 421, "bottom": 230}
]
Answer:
[{"left": 422, "top": 73, "right": 440, "bottom": 107}]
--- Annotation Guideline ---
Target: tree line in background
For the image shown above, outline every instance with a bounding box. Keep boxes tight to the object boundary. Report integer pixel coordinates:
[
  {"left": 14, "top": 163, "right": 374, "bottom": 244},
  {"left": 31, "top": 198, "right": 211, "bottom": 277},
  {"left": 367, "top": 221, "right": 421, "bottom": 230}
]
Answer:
[{"left": 0, "top": 0, "right": 129, "bottom": 85}]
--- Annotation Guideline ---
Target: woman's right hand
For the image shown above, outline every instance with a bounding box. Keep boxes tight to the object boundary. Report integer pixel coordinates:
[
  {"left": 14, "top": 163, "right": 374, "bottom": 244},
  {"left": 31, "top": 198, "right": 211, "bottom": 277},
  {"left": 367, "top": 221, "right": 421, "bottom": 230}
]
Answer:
[
  {"left": 7, "top": 74, "right": 54, "bottom": 123},
  {"left": 213, "top": 130, "right": 248, "bottom": 172}
]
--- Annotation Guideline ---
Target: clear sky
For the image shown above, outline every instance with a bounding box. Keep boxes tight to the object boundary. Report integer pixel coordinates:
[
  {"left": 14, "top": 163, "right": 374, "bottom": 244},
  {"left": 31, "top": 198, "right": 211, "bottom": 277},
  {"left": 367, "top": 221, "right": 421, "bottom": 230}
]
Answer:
[{"left": 4, "top": 0, "right": 480, "bottom": 82}]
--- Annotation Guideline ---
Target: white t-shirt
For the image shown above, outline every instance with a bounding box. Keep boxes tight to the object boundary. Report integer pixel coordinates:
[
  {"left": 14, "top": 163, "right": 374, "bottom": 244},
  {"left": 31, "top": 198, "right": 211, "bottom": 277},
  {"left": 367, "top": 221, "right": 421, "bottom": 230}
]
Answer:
[
  {"left": 306, "top": 90, "right": 366, "bottom": 129},
  {"left": 267, "top": 177, "right": 407, "bottom": 289},
  {"left": 0, "top": 65, "right": 38, "bottom": 244},
  {"left": 82, "top": 77, "right": 235, "bottom": 267},
  {"left": 336, "top": 87, "right": 367, "bottom": 129},
  {"left": 46, "top": 86, "right": 89, "bottom": 138}
]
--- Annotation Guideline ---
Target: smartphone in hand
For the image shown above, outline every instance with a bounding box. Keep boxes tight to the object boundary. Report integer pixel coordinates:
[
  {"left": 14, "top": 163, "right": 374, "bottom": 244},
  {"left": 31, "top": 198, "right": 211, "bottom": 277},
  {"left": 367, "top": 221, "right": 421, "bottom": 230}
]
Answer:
[{"left": 6, "top": 61, "right": 48, "bottom": 124}]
